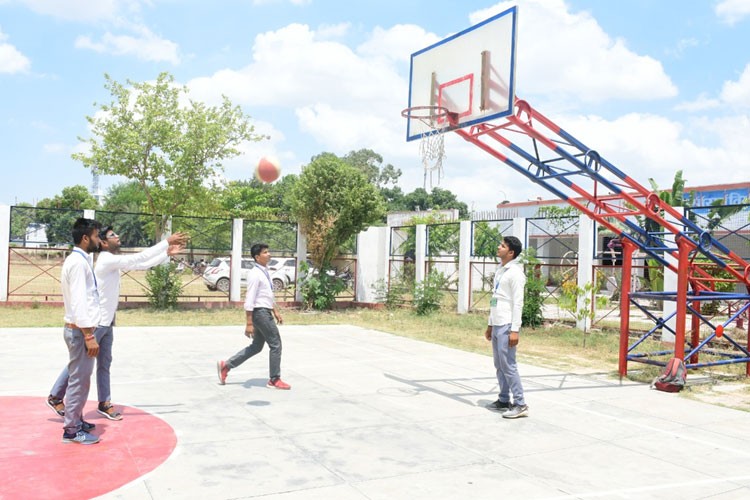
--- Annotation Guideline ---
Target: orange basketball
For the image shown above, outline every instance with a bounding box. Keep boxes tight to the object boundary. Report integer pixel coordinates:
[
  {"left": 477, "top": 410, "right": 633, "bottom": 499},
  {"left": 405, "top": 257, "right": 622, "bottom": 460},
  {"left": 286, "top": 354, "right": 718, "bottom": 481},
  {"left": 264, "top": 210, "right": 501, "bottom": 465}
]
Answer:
[{"left": 256, "top": 156, "right": 281, "bottom": 183}]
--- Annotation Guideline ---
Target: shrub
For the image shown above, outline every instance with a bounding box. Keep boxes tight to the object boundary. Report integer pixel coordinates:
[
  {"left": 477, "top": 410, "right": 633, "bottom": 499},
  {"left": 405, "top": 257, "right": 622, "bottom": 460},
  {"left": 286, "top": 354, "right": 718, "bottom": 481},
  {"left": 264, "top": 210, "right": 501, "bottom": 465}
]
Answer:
[
  {"left": 144, "top": 262, "right": 182, "bottom": 310},
  {"left": 413, "top": 270, "right": 446, "bottom": 316},
  {"left": 298, "top": 261, "right": 346, "bottom": 310},
  {"left": 521, "top": 250, "right": 545, "bottom": 328}
]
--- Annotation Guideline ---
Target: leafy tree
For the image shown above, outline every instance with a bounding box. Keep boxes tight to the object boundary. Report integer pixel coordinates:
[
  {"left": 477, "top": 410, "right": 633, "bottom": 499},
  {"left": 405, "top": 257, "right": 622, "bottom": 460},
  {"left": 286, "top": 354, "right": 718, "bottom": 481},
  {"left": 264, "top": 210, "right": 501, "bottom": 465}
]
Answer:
[
  {"left": 36, "top": 185, "right": 99, "bottom": 246},
  {"left": 98, "top": 181, "right": 153, "bottom": 247},
  {"left": 341, "top": 149, "right": 402, "bottom": 189},
  {"left": 9, "top": 203, "right": 35, "bottom": 244},
  {"left": 473, "top": 221, "right": 505, "bottom": 258},
  {"left": 73, "top": 72, "right": 266, "bottom": 237},
  {"left": 398, "top": 187, "right": 469, "bottom": 218},
  {"left": 291, "top": 153, "right": 385, "bottom": 270}
]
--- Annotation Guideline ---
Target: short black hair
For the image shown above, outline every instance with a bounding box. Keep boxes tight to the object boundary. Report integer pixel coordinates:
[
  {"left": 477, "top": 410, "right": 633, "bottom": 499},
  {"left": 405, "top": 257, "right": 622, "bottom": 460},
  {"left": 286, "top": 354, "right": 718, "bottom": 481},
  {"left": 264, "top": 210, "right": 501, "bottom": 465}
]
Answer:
[
  {"left": 503, "top": 236, "right": 523, "bottom": 260},
  {"left": 72, "top": 218, "right": 101, "bottom": 245},
  {"left": 250, "top": 243, "right": 269, "bottom": 260},
  {"left": 100, "top": 226, "right": 115, "bottom": 239}
]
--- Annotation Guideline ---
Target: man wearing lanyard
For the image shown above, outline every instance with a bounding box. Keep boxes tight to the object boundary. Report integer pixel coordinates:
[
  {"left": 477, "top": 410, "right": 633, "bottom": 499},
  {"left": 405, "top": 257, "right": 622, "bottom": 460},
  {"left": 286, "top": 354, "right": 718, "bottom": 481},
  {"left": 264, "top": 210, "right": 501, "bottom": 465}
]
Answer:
[
  {"left": 60, "top": 217, "right": 103, "bottom": 444},
  {"left": 485, "top": 236, "right": 529, "bottom": 419},
  {"left": 216, "top": 243, "right": 289, "bottom": 389},
  {"left": 46, "top": 227, "right": 188, "bottom": 421}
]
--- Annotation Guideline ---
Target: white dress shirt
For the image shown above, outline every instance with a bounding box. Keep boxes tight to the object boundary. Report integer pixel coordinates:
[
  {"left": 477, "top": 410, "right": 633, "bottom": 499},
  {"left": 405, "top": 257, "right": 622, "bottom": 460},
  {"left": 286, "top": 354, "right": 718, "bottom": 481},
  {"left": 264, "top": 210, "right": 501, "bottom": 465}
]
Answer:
[
  {"left": 62, "top": 248, "right": 101, "bottom": 328},
  {"left": 95, "top": 240, "right": 169, "bottom": 326},
  {"left": 244, "top": 264, "right": 275, "bottom": 311},
  {"left": 488, "top": 258, "right": 526, "bottom": 331}
]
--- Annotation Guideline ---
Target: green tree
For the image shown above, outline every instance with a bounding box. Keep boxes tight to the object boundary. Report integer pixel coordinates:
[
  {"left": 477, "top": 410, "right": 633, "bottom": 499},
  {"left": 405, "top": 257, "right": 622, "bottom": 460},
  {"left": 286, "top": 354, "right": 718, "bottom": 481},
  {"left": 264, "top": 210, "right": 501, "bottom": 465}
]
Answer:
[
  {"left": 36, "top": 185, "right": 99, "bottom": 246},
  {"left": 341, "top": 149, "right": 402, "bottom": 189},
  {"left": 73, "top": 72, "right": 266, "bottom": 236},
  {"left": 399, "top": 187, "right": 469, "bottom": 218},
  {"left": 9, "top": 203, "right": 35, "bottom": 244},
  {"left": 291, "top": 153, "right": 385, "bottom": 270}
]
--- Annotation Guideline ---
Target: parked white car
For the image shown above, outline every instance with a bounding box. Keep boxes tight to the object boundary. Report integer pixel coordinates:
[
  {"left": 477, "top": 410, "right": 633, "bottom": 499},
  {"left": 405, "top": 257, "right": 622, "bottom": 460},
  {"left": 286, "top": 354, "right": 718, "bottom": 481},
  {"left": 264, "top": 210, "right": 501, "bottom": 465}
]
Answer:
[{"left": 202, "top": 257, "right": 297, "bottom": 293}]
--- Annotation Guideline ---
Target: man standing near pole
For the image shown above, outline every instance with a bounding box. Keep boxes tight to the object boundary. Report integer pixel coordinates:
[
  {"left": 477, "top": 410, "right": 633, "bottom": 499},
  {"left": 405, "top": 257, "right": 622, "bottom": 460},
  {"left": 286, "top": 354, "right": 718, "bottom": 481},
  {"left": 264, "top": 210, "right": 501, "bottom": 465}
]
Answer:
[{"left": 485, "top": 236, "right": 529, "bottom": 419}]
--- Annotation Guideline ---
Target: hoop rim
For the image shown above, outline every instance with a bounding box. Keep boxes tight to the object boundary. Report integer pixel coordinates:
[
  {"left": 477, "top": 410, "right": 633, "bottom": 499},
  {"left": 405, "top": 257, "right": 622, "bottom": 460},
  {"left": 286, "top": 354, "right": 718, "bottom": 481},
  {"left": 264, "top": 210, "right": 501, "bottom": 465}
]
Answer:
[{"left": 401, "top": 105, "right": 451, "bottom": 120}]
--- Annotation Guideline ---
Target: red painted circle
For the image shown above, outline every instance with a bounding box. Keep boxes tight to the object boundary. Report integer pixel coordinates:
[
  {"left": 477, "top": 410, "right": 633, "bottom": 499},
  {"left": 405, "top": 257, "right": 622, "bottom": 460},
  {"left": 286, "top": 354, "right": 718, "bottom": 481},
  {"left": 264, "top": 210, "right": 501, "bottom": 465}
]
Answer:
[{"left": 0, "top": 396, "right": 177, "bottom": 499}]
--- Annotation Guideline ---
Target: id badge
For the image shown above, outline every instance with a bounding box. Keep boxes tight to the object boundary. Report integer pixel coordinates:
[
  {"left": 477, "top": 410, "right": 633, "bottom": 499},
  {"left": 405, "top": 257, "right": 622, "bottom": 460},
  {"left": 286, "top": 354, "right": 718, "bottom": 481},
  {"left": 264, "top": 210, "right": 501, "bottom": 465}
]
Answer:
[{"left": 490, "top": 298, "right": 497, "bottom": 307}]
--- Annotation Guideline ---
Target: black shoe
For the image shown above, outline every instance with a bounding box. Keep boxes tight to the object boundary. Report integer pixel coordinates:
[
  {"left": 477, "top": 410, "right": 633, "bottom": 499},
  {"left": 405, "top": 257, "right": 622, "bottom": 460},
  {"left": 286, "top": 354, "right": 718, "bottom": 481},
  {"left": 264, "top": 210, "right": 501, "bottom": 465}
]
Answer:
[
  {"left": 486, "top": 399, "right": 512, "bottom": 412},
  {"left": 46, "top": 396, "right": 65, "bottom": 417},
  {"left": 81, "top": 420, "right": 96, "bottom": 432}
]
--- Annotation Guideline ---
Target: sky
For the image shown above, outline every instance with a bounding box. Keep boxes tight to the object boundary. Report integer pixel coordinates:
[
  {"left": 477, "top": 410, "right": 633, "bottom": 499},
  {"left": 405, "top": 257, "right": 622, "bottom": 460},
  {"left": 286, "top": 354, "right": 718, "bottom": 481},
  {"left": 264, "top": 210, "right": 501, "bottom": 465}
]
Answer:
[{"left": 2, "top": 0, "right": 750, "bottom": 212}]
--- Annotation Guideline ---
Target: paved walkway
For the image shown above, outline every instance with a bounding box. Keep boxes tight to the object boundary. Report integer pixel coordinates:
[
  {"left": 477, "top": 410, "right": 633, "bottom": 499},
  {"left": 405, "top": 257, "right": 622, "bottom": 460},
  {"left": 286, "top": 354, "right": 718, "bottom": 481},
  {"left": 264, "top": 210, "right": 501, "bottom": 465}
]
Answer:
[{"left": 2, "top": 325, "right": 750, "bottom": 499}]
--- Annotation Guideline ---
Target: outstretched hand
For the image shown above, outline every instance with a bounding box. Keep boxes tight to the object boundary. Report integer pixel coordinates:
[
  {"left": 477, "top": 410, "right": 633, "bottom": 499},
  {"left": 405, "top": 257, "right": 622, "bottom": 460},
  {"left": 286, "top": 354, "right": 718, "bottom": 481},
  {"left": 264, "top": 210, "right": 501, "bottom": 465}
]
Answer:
[
  {"left": 167, "top": 232, "right": 190, "bottom": 246},
  {"left": 167, "top": 244, "right": 184, "bottom": 256}
]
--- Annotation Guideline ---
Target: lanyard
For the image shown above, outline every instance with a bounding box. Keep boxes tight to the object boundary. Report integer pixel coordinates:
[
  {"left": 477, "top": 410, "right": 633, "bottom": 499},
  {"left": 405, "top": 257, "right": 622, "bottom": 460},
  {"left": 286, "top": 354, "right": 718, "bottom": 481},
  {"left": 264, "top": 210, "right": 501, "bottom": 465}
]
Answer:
[
  {"left": 72, "top": 248, "right": 97, "bottom": 288},
  {"left": 256, "top": 264, "right": 274, "bottom": 290}
]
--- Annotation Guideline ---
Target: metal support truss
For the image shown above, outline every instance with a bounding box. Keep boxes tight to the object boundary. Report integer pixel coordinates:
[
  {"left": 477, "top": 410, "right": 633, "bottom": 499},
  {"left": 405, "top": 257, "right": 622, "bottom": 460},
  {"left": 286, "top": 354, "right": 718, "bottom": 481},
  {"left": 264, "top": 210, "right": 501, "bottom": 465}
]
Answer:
[{"left": 450, "top": 99, "right": 750, "bottom": 377}]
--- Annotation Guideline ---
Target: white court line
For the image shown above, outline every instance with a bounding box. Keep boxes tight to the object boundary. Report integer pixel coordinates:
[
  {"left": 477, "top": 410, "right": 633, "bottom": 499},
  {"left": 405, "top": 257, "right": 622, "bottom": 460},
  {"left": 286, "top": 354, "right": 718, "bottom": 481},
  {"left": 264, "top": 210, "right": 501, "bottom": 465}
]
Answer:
[
  {"left": 533, "top": 392, "right": 750, "bottom": 458},
  {"left": 541, "top": 474, "right": 750, "bottom": 499}
]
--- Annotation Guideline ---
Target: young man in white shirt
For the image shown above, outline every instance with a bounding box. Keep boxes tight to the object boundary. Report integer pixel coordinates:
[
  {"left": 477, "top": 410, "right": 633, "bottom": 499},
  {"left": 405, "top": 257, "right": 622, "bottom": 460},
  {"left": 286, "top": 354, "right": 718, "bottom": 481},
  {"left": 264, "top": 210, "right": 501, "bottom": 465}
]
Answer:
[
  {"left": 216, "top": 243, "right": 289, "bottom": 389},
  {"left": 59, "top": 217, "right": 103, "bottom": 444},
  {"left": 47, "top": 226, "right": 188, "bottom": 421},
  {"left": 485, "top": 236, "right": 528, "bottom": 419}
]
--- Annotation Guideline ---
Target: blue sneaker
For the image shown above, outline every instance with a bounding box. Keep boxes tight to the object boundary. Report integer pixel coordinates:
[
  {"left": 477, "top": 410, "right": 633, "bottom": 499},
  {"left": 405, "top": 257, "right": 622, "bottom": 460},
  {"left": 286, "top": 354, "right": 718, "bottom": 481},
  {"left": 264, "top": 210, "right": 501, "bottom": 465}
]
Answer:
[
  {"left": 62, "top": 430, "right": 100, "bottom": 445},
  {"left": 81, "top": 420, "right": 96, "bottom": 432}
]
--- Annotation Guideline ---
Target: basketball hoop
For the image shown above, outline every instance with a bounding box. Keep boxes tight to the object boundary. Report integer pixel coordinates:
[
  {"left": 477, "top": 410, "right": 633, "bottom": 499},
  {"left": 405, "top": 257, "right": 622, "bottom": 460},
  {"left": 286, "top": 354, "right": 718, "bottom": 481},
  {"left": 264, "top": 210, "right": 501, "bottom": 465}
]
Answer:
[{"left": 401, "top": 106, "right": 459, "bottom": 188}]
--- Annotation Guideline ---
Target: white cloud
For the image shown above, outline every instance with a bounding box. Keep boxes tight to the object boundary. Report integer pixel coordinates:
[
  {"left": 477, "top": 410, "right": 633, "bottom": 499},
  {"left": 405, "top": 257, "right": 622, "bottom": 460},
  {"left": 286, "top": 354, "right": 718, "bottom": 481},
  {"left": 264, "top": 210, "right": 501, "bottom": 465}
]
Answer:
[
  {"left": 720, "top": 63, "right": 750, "bottom": 107},
  {"left": 75, "top": 25, "right": 180, "bottom": 64},
  {"left": 357, "top": 24, "right": 441, "bottom": 63},
  {"left": 17, "top": 0, "right": 142, "bottom": 23},
  {"left": 0, "top": 28, "right": 31, "bottom": 73},
  {"left": 674, "top": 94, "right": 721, "bottom": 112},
  {"left": 469, "top": 0, "right": 677, "bottom": 103},
  {"left": 716, "top": 0, "right": 750, "bottom": 25}
]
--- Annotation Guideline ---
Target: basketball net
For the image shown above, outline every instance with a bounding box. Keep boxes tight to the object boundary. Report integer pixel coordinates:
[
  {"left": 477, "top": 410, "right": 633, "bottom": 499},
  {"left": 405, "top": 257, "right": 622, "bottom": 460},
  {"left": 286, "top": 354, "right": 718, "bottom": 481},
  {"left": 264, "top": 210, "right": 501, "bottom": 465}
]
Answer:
[
  {"left": 419, "top": 126, "right": 445, "bottom": 188},
  {"left": 402, "top": 106, "right": 456, "bottom": 189}
]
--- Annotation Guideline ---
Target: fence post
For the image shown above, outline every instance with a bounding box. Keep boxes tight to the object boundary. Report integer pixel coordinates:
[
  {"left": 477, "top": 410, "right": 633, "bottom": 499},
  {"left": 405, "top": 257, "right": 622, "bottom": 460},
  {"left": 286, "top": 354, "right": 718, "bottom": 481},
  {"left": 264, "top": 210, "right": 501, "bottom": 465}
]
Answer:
[
  {"left": 0, "top": 205, "right": 9, "bottom": 302},
  {"left": 355, "top": 226, "right": 388, "bottom": 303},
  {"left": 229, "top": 218, "right": 243, "bottom": 303},
  {"left": 576, "top": 214, "right": 594, "bottom": 331},
  {"left": 415, "top": 224, "right": 426, "bottom": 284},
  {"left": 295, "top": 226, "right": 307, "bottom": 303},
  {"left": 457, "top": 220, "right": 471, "bottom": 314}
]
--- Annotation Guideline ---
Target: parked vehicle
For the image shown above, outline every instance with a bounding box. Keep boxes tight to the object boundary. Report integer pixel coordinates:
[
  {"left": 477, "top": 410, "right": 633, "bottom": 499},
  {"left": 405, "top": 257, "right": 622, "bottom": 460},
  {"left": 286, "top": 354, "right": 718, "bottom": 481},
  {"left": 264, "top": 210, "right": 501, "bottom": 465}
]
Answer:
[{"left": 202, "top": 257, "right": 297, "bottom": 293}]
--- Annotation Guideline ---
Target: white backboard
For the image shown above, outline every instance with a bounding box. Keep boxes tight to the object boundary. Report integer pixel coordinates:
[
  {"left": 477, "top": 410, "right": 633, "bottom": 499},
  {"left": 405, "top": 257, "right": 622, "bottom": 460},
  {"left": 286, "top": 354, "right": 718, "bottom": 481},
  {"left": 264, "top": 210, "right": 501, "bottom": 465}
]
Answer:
[{"left": 405, "top": 6, "right": 518, "bottom": 141}]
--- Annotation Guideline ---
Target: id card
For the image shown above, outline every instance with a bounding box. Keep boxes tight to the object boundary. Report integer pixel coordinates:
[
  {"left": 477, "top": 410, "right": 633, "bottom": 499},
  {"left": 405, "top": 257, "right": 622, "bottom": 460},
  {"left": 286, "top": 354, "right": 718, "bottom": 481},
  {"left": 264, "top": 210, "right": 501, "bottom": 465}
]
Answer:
[{"left": 490, "top": 298, "right": 497, "bottom": 307}]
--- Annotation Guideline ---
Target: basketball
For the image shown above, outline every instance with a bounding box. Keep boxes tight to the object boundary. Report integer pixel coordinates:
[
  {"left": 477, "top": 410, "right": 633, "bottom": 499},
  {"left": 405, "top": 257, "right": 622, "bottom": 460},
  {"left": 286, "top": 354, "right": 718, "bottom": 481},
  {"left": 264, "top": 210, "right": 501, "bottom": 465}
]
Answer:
[{"left": 256, "top": 156, "right": 281, "bottom": 183}]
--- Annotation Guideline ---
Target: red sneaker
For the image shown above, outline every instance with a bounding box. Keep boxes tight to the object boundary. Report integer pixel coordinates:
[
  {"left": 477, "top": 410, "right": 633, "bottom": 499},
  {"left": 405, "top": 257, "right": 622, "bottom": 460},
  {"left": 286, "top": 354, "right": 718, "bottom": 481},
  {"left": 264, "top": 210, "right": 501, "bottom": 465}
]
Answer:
[
  {"left": 266, "top": 378, "right": 291, "bottom": 390},
  {"left": 216, "top": 360, "right": 229, "bottom": 385}
]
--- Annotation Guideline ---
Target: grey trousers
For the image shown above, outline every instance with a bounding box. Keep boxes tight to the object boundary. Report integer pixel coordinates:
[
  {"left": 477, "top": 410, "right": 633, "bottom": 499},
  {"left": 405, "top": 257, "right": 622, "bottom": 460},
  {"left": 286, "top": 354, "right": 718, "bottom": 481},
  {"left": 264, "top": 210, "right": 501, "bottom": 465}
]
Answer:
[
  {"left": 51, "top": 325, "right": 114, "bottom": 404},
  {"left": 491, "top": 323, "right": 526, "bottom": 406},
  {"left": 227, "top": 308, "right": 282, "bottom": 379},
  {"left": 62, "top": 325, "right": 98, "bottom": 435}
]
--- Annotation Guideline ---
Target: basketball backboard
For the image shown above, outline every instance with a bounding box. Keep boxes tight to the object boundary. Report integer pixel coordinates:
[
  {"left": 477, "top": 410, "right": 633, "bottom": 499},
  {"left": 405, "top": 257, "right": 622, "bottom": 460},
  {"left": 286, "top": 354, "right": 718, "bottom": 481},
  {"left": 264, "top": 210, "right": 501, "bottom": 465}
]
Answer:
[{"left": 404, "top": 6, "right": 518, "bottom": 141}]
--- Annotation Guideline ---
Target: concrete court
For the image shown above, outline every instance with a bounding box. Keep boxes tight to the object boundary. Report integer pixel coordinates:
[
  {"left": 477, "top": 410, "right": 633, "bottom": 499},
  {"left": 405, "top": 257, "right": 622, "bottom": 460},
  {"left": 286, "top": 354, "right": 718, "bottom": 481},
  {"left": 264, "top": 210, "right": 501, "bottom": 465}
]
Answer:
[{"left": 3, "top": 324, "right": 750, "bottom": 500}]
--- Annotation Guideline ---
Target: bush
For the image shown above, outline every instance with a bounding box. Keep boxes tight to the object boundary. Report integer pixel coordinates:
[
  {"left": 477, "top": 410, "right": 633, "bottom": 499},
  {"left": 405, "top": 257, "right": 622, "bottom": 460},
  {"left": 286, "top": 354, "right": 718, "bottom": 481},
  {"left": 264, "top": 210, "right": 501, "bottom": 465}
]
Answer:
[
  {"left": 298, "top": 261, "right": 346, "bottom": 310},
  {"left": 521, "top": 250, "right": 545, "bottom": 328},
  {"left": 371, "top": 278, "right": 406, "bottom": 309},
  {"left": 144, "top": 262, "right": 182, "bottom": 309},
  {"left": 413, "top": 270, "right": 446, "bottom": 316}
]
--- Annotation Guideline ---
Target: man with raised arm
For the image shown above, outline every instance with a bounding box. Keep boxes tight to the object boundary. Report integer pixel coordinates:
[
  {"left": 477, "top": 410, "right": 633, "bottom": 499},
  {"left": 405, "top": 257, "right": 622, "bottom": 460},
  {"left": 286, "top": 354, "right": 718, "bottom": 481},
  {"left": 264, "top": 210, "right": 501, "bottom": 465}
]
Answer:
[{"left": 47, "top": 227, "right": 188, "bottom": 421}]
